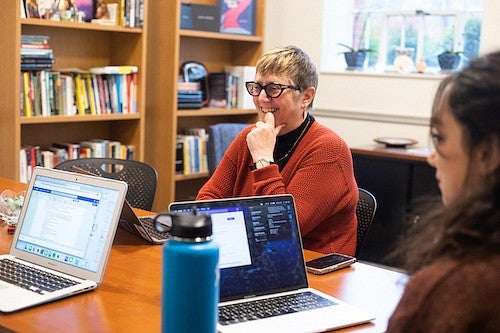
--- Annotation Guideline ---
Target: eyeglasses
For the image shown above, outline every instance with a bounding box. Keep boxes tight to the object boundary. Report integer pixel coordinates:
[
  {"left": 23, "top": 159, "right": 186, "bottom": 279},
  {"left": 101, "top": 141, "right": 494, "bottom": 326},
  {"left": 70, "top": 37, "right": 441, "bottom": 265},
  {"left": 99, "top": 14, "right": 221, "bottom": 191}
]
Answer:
[{"left": 245, "top": 81, "right": 301, "bottom": 98}]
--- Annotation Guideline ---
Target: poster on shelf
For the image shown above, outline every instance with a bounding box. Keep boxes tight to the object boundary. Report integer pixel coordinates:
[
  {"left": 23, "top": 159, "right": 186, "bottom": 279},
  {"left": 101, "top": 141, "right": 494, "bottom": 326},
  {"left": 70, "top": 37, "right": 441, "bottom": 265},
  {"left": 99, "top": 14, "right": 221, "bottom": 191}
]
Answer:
[{"left": 219, "top": 0, "right": 255, "bottom": 35}]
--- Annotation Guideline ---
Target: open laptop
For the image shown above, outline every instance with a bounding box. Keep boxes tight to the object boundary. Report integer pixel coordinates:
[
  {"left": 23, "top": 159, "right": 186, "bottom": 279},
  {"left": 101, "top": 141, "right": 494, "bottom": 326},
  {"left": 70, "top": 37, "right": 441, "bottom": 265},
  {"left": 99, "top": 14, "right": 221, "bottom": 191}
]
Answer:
[
  {"left": 169, "top": 194, "right": 375, "bottom": 333},
  {"left": 118, "top": 199, "right": 169, "bottom": 244},
  {"left": 59, "top": 164, "right": 169, "bottom": 244},
  {"left": 0, "top": 167, "right": 128, "bottom": 312}
]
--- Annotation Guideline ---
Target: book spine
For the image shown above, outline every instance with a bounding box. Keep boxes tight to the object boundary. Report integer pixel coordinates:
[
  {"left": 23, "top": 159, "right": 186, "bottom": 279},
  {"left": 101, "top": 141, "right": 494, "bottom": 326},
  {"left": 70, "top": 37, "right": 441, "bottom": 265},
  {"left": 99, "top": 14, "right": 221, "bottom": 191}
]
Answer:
[
  {"left": 108, "top": 75, "right": 118, "bottom": 113},
  {"left": 54, "top": 72, "right": 64, "bottom": 116},
  {"left": 32, "top": 72, "right": 41, "bottom": 116},
  {"left": 115, "top": 74, "right": 122, "bottom": 113},
  {"left": 120, "top": 74, "right": 128, "bottom": 113},
  {"left": 46, "top": 71, "right": 55, "bottom": 116},
  {"left": 97, "top": 75, "right": 107, "bottom": 114},
  {"left": 92, "top": 74, "right": 102, "bottom": 115},
  {"left": 19, "top": 148, "right": 27, "bottom": 183},
  {"left": 74, "top": 74, "right": 85, "bottom": 115},
  {"left": 84, "top": 74, "right": 97, "bottom": 115},
  {"left": 22, "top": 71, "right": 33, "bottom": 117},
  {"left": 38, "top": 71, "right": 47, "bottom": 116}
]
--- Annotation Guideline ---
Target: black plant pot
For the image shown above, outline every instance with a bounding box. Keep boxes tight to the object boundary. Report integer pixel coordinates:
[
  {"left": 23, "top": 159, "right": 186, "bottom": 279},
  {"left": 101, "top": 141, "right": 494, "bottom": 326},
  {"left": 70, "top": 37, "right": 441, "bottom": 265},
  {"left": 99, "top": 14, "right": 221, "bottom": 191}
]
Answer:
[
  {"left": 438, "top": 53, "right": 460, "bottom": 71},
  {"left": 344, "top": 51, "right": 366, "bottom": 70}
]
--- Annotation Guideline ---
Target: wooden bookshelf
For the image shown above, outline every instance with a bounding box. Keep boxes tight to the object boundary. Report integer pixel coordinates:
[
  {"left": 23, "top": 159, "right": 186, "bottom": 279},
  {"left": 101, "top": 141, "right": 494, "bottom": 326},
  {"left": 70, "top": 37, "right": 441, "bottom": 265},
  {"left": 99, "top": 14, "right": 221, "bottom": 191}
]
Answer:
[
  {"left": 0, "top": 2, "right": 148, "bottom": 184},
  {"left": 146, "top": 0, "right": 263, "bottom": 209}
]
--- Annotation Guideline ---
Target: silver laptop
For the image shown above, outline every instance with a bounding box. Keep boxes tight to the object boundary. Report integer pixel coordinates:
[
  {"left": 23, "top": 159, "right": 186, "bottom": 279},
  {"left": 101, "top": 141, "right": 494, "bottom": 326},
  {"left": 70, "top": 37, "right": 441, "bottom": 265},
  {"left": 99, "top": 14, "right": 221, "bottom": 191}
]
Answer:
[
  {"left": 169, "top": 195, "right": 375, "bottom": 333},
  {"left": 118, "top": 199, "right": 169, "bottom": 244},
  {"left": 0, "top": 167, "right": 128, "bottom": 312}
]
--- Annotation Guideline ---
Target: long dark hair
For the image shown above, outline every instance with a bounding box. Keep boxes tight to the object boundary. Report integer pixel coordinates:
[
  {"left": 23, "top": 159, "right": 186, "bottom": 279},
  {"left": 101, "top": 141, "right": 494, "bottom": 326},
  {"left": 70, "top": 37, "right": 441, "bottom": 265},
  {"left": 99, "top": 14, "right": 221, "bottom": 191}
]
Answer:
[{"left": 397, "top": 51, "right": 500, "bottom": 274}]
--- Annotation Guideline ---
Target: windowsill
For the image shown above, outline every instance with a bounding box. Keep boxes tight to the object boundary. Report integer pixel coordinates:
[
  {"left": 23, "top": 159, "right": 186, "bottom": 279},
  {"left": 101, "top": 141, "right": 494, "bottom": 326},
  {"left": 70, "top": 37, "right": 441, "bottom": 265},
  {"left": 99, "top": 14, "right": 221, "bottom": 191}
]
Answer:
[{"left": 320, "top": 69, "right": 447, "bottom": 80}]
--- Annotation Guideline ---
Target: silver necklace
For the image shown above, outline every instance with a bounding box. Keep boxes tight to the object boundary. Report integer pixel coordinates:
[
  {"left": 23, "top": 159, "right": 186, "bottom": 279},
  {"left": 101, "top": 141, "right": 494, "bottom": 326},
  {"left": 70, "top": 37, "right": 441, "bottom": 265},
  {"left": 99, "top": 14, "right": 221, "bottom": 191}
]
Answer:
[{"left": 274, "top": 116, "right": 312, "bottom": 163}]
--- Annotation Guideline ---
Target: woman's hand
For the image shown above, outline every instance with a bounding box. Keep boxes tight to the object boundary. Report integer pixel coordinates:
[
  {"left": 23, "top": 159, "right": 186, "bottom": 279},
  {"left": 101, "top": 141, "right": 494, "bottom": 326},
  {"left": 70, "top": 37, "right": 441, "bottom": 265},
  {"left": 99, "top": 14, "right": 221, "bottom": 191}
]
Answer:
[{"left": 246, "top": 112, "right": 285, "bottom": 162}]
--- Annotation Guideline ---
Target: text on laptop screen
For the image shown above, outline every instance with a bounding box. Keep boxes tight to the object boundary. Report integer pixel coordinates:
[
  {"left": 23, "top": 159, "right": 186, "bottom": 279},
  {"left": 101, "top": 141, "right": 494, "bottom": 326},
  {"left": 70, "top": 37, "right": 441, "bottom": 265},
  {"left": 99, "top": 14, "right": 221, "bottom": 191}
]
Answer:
[
  {"left": 15, "top": 174, "right": 121, "bottom": 273},
  {"left": 169, "top": 195, "right": 308, "bottom": 301}
]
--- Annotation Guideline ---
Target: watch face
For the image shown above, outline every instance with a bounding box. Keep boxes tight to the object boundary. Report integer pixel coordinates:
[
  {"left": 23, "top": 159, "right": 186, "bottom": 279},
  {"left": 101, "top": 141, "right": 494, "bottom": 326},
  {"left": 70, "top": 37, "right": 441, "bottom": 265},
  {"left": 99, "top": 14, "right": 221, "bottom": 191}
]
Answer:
[
  {"left": 393, "top": 55, "right": 415, "bottom": 74},
  {"left": 255, "top": 158, "right": 271, "bottom": 169}
]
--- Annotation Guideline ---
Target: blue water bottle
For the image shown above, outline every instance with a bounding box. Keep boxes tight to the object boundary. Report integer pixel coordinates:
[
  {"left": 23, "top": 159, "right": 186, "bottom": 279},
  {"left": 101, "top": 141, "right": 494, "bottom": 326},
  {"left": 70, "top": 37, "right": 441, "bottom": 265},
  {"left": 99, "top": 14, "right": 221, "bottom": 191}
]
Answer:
[{"left": 160, "top": 211, "right": 219, "bottom": 333}]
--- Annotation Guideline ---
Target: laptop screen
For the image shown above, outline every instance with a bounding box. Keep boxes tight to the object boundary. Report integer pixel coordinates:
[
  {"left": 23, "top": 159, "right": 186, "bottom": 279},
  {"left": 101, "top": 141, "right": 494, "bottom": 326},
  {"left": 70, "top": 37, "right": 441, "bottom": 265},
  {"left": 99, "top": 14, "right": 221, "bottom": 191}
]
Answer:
[
  {"left": 169, "top": 195, "right": 308, "bottom": 301},
  {"left": 14, "top": 172, "right": 122, "bottom": 273}
]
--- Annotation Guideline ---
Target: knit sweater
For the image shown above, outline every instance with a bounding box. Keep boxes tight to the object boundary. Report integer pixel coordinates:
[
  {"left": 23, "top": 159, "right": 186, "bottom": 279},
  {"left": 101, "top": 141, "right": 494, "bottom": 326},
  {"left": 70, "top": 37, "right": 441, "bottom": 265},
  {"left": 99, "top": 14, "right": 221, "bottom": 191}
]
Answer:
[
  {"left": 196, "top": 121, "right": 358, "bottom": 255},
  {"left": 387, "top": 256, "right": 500, "bottom": 333}
]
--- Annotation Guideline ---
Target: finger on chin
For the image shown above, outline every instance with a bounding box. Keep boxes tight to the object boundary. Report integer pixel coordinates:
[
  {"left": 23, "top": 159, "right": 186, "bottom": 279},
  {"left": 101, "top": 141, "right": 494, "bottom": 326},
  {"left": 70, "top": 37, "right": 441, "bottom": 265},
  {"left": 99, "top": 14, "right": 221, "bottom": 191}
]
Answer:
[{"left": 264, "top": 111, "right": 275, "bottom": 124}]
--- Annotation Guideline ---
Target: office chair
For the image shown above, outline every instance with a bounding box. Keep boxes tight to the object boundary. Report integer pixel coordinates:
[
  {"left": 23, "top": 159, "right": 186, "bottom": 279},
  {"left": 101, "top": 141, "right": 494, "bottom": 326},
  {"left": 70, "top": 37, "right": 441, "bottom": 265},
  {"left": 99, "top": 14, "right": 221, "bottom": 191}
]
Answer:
[
  {"left": 355, "top": 188, "right": 377, "bottom": 257},
  {"left": 54, "top": 158, "right": 158, "bottom": 211},
  {"left": 207, "top": 123, "right": 249, "bottom": 175}
]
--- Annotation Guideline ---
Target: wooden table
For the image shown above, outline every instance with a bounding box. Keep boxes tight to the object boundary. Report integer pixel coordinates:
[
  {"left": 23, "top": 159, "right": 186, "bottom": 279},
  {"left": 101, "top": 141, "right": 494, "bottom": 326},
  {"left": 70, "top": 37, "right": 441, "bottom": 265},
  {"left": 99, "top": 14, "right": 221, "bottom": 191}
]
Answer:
[{"left": 0, "top": 177, "right": 407, "bottom": 332}]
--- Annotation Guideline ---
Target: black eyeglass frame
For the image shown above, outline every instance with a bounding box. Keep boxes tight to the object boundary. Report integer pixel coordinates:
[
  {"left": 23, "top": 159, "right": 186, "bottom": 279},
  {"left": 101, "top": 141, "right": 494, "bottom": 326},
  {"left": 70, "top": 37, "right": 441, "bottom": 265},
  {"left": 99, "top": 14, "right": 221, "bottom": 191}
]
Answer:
[{"left": 245, "top": 81, "right": 301, "bottom": 98}]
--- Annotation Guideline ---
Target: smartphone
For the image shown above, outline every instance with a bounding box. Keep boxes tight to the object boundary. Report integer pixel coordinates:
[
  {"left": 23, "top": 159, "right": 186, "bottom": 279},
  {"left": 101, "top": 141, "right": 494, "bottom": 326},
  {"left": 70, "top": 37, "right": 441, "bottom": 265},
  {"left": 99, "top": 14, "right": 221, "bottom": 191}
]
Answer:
[{"left": 305, "top": 253, "right": 357, "bottom": 275}]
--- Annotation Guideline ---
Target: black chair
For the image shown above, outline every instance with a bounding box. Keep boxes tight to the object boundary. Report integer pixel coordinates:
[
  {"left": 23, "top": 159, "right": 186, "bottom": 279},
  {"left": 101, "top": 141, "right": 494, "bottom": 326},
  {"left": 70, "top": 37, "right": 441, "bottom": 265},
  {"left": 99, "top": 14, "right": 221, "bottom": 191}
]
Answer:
[
  {"left": 207, "top": 123, "right": 249, "bottom": 175},
  {"left": 355, "top": 188, "right": 377, "bottom": 257},
  {"left": 54, "top": 158, "right": 158, "bottom": 211}
]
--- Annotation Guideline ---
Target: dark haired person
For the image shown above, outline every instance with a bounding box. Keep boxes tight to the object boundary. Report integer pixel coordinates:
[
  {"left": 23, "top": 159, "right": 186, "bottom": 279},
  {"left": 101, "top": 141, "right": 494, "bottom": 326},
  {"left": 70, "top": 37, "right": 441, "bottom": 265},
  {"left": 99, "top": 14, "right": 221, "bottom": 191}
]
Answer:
[
  {"left": 387, "top": 51, "right": 500, "bottom": 332},
  {"left": 197, "top": 45, "right": 358, "bottom": 255}
]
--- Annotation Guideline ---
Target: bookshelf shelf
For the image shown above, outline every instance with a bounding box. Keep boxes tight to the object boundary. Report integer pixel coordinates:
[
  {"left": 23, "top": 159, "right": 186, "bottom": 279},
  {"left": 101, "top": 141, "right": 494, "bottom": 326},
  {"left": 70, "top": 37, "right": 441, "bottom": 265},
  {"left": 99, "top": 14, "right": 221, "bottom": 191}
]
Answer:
[
  {"left": 180, "top": 29, "right": 262, "bottom": 42},
  {"left": 21, "top": 18, "right": 143, "bottom": 33},
  {"left": 20, "top": 114, "right": 141, "bottom": 124},
  {"left": 177, "top": 108, "right": 257, "bottom": 117},
  {"left": 0, "top": 2, "right": 148, "bottom": 184},
  {"left": 146, "top": 0, "right": 264, "bottom": 207}
]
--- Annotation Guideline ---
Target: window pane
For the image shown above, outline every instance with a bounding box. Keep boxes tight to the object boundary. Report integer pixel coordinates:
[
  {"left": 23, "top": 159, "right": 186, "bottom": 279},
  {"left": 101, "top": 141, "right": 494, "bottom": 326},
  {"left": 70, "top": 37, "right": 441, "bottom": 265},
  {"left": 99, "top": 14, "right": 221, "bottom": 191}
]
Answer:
[
  {"left": 424, "top": 15, "right": 456, "bottom": 68},
  {"left": 463, "top": 12, "right": 482, "bottom": 61}
]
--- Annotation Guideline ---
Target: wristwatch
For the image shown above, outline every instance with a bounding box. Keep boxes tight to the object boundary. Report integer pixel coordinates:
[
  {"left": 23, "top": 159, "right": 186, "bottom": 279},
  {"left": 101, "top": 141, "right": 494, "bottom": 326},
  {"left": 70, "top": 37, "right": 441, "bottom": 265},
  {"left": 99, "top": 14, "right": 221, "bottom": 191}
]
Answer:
[{"left": 254, "top": 158, "right": 273, "bottom": 169}]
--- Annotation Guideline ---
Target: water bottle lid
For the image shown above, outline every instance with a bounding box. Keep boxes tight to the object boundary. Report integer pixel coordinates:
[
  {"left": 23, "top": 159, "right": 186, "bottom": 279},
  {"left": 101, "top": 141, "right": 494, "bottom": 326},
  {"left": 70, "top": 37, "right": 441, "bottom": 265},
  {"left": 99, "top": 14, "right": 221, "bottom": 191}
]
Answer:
[{"left": 170, "top": 212, "right": 212, "bottom": 239}]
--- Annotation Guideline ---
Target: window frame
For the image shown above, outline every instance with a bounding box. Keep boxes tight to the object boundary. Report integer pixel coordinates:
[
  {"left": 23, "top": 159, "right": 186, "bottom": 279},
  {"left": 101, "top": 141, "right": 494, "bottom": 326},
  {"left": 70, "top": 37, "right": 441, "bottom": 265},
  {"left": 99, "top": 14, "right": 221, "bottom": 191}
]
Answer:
[{"left": 322, "top": 1, "right": 483, "bottom": 73}]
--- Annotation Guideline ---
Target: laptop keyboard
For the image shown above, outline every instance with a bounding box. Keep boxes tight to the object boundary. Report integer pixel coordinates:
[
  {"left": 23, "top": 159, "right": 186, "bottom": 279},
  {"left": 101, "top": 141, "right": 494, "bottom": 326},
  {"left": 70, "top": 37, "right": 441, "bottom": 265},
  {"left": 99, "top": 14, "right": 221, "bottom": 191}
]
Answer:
[
  {"left": 218, "top": 291, "right": 337, "bottom": 325},
  {"left": 141, "top": 217, "right": 170, "bottom": 239},
  {"left": 0, "top": 258, "right": 79, "bottom": 295}
]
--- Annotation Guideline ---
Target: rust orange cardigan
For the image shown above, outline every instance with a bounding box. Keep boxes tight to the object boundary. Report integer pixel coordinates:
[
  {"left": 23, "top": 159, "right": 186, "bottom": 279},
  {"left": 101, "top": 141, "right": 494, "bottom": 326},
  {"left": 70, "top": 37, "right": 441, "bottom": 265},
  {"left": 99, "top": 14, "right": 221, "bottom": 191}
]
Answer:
[{"left": 196, "top": 121, "right": 358, "bottom": 255}]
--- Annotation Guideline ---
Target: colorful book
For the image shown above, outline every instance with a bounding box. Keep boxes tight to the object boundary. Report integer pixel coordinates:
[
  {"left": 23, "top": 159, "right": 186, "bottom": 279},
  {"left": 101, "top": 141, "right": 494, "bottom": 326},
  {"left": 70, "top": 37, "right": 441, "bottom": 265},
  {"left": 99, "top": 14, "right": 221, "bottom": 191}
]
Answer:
[
  {"left": 22, "top": 71, "right": 33, "bottom": 117},
  {"left": 83, "top": 74, "right": 97, "bottom": 115}
]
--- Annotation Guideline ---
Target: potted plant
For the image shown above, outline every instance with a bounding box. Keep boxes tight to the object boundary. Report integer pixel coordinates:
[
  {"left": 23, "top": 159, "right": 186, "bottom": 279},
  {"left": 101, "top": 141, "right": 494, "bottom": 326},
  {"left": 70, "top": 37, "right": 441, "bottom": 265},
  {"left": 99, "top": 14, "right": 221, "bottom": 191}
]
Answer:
[
  {"left": 338, "top": 13, "right": 375, "bottom": 70},
  {"left": 338, "top": 43, "right": 375, "bottom": 70},
  {"left": 438, "top": 48, "right": 463, "bottom": 72}
]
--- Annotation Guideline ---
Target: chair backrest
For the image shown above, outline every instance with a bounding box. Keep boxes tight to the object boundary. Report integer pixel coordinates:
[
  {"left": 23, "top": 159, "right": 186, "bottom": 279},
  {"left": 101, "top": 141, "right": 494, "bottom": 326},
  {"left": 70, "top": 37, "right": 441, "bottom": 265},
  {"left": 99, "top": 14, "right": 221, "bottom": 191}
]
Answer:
[
  {"left": 207, "top": 123, "right": 249, "bottom": 174},
  {"left": 356, "top": 188, "right": 377, "bottom": 257},
  {"left": 54, "top": 158, "right": 158, "bottom": 211}
]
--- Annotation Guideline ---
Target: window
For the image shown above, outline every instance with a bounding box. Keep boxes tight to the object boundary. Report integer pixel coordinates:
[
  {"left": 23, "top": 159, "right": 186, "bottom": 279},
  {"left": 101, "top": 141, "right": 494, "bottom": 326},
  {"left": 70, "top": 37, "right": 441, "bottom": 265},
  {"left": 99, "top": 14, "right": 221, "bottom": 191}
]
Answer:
[{"left": 322, "top": 0, "right": 483, "bottom": 73}]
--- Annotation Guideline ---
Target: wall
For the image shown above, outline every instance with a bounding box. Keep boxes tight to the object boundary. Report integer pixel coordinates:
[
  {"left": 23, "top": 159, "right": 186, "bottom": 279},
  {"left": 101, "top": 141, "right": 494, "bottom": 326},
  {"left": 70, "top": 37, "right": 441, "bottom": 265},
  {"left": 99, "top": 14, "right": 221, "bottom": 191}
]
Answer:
[{"left": 263, "top": 1, "right": 500, "bottom": 147}]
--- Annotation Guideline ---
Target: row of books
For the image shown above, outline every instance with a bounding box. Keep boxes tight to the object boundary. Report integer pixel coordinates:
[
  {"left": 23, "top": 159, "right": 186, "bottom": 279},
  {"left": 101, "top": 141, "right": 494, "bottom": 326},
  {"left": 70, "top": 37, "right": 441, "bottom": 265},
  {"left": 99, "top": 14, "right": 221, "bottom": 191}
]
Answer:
[
  {"left": 177, "top": 82, "right": 204, "bottom": 109},
  {"left": 176, "top": 128, "right": 209, "bottom": 175},
  {"left": 93, "top": 0, "right": 145, "bottom": 28},
  {"left": 207, "top": 66, "right": 256, "bottom": 110},
  {"left": 120, "top": 0, "right": 145, "bottom": 28},
  {"left": 21, "top": 35, "right": 54, "bottom": 71},
  {"left": 19, "top": 139, "right": 135, "bottom": 183},
  {"left": 21, "top": 66, "right": 138, "bottom": 117}
]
